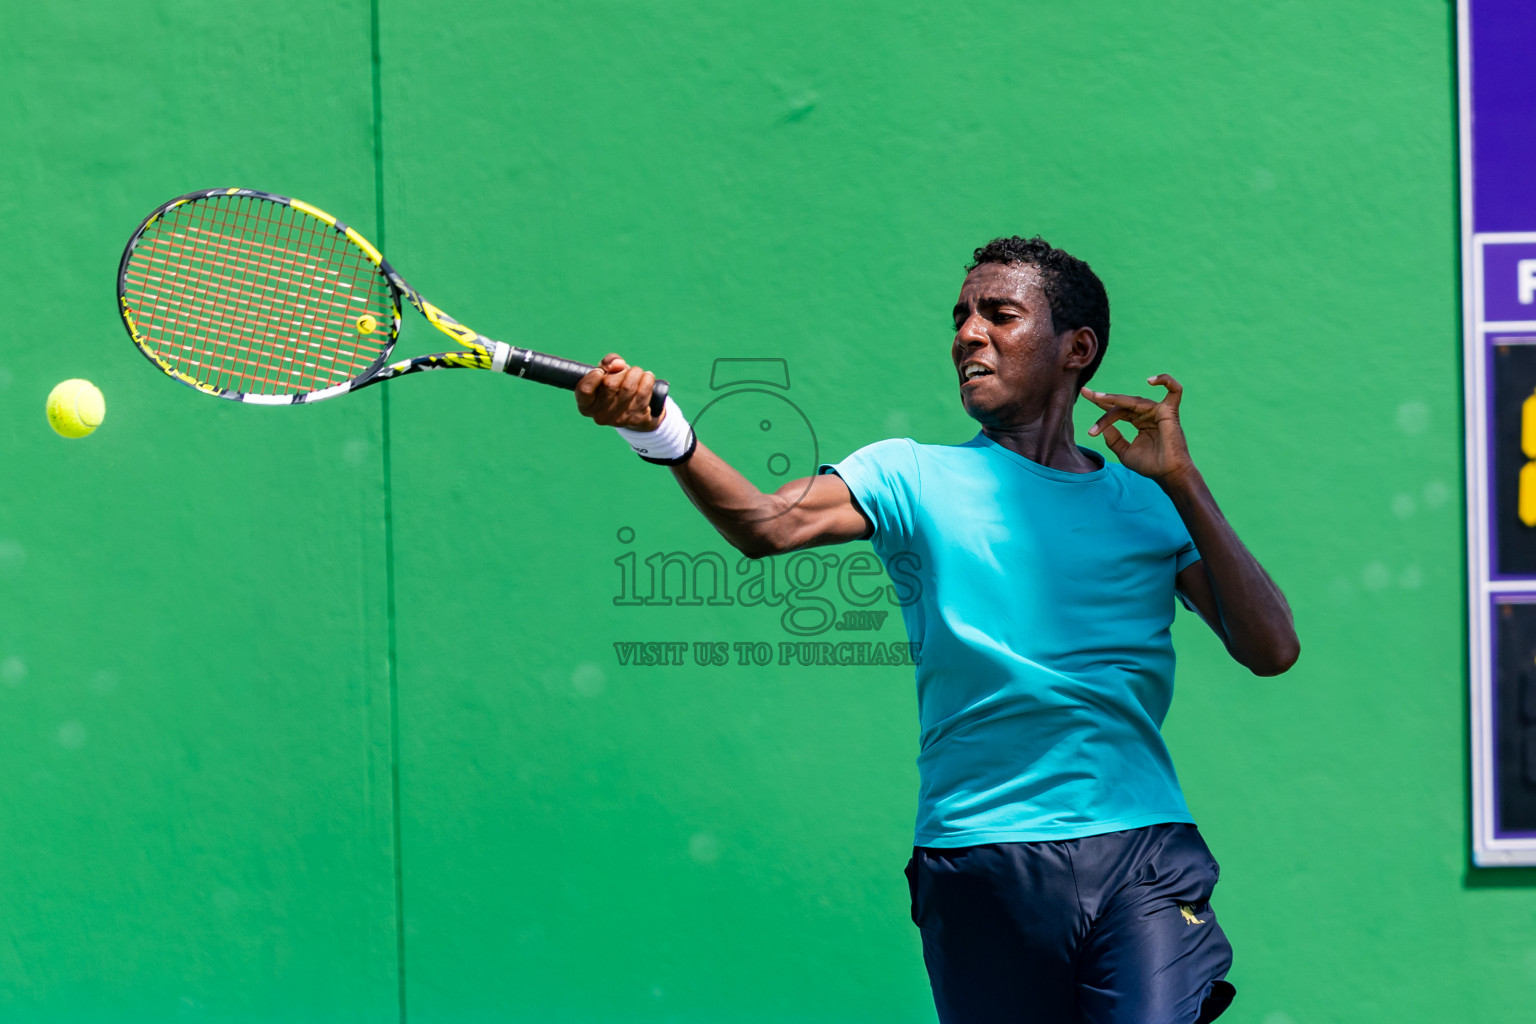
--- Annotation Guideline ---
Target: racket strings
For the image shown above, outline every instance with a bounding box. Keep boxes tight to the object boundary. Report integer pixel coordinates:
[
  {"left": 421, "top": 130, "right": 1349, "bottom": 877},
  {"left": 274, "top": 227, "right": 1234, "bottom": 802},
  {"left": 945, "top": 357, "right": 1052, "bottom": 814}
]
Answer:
[
  {"left": 131, "top": 203, "right": 367, "bottom": 392},
  {"left": 211, "top": 197, "right": 383, "bottom": 391},
  {"left": 131, "top": 228, "right": 368, "bottom": 376},
  {"left": 129, "top": 201, "right": 301, "bottom": 390},
  {"left": 122, "top": 195, "right": 394, "bottom": 395},
  {"left": 205, "top": 196, "right": 384, "bottom": 392}
]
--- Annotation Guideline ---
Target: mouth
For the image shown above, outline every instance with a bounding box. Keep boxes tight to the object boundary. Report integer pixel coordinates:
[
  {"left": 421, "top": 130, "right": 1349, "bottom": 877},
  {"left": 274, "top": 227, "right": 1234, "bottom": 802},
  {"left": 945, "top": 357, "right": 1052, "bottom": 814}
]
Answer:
[{"left": 959, "top": 362, "right": 995, "bottom": 386}]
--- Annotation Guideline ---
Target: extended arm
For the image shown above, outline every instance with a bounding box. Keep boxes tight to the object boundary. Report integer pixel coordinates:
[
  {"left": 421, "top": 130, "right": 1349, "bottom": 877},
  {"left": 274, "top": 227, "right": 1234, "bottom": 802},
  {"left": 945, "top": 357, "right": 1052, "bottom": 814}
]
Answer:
[
  {"left": 575, "top": 355, "right": 869, "bottom": 558},
  {"left": 1083, "top": 375, "right": 1299, "bottom": 676},
  {"left": 667, "top": 440, "right": 871, "bottom": 557}
]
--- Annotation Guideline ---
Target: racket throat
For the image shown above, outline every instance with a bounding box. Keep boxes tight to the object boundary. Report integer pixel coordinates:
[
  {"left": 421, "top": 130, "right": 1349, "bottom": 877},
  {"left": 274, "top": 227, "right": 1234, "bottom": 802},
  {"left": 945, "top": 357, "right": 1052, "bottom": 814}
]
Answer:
[{"left": 489, "top": 340, "right": 515, "bottom": 375}]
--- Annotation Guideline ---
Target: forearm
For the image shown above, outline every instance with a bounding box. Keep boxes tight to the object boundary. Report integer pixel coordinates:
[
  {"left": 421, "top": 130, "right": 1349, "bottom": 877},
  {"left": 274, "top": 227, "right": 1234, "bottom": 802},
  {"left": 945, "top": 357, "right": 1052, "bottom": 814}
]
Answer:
[
  {"left": 577, "top": 357, "right": 864, "bottom": 557},
  {"left": 1162, "top": 468, "right": 1299, "bottom": 675},
  {"left": 669, "top": 441, "right": 797, "bottom": 556}
]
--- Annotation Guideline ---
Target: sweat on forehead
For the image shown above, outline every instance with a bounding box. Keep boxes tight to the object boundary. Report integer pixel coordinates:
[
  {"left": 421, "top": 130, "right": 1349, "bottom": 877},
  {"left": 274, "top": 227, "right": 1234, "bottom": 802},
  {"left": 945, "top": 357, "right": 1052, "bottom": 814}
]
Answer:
[
  {"left": 962, "top": 262, "right": 1043, "bottom": 292},
  {"left": 953, "top": 265, "right": 1046, "bottom": 325}
]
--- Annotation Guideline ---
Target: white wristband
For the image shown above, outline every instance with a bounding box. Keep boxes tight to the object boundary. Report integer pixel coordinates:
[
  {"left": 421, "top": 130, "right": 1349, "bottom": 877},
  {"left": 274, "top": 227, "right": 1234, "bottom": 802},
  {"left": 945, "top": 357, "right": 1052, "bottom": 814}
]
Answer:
[{"left": 615, "top": 396, "right": 696, "bottom": 464}]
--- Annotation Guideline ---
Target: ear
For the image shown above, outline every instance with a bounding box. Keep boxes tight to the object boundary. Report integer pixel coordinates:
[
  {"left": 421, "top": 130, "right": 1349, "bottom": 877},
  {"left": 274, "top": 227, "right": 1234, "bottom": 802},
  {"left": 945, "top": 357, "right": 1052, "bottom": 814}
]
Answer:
[{"left": 1061, "top": 326, "right": 1099, "bottom": 374}]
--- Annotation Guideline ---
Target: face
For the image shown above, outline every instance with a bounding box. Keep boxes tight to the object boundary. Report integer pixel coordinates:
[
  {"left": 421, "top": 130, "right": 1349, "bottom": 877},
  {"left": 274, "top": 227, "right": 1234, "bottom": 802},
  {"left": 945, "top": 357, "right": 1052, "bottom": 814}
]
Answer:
[{"left": 951, "top": 263, "right": 1092, "bottom": 427}]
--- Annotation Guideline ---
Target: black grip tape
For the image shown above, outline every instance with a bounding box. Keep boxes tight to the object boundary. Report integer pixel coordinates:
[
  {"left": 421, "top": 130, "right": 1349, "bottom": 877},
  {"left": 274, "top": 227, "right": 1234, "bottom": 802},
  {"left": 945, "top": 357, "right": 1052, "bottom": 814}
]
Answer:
[
  {"left": 517, "top": 350, "right": 594, "bottom": 389},
  {"left": 512, "top": 348, "right": 668, "bottom": 416}
]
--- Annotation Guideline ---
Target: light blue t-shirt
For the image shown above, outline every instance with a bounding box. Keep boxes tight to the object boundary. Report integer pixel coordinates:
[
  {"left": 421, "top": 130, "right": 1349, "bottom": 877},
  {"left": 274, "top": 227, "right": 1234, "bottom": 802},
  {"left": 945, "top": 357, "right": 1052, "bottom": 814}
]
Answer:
[{"left": 822, "top": 434, "right": 1202, "bottom": 847}]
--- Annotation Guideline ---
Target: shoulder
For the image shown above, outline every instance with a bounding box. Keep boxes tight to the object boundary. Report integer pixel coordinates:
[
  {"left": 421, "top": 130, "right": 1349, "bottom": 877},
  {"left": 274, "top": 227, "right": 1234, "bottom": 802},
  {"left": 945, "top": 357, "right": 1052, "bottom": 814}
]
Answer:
[
  {"left": 844, "top": 437, "right": 922, "bottom": 464},
  {"left": 826, "top": 438, "right": 913, "bottom": 478},
  {"left": 1101, "top": 460, "right": 1183, "bottom": 517},
  {"left": 834, "top": 436, "right": 990, "bottom": 476}
]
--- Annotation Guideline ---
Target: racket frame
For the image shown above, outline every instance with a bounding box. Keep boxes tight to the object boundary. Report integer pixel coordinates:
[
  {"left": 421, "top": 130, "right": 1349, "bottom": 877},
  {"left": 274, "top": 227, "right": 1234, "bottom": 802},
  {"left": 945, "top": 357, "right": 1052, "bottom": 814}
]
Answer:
[{"left": 118, "top": 187, "right": 660, "bottom": 410}]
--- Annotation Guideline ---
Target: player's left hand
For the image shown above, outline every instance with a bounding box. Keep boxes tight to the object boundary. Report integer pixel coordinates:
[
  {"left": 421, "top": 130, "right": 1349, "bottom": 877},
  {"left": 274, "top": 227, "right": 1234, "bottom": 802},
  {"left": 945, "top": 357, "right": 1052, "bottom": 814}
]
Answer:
[{"left": 1081, "top": 374, "right": 1196, "bottom": 486}]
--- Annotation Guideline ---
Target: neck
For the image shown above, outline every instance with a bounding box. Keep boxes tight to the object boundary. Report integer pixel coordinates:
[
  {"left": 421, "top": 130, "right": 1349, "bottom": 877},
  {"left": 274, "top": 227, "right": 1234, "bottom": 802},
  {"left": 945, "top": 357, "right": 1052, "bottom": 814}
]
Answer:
[{"left": 979, "top": 390, "right": 1097, "bottom": 473}]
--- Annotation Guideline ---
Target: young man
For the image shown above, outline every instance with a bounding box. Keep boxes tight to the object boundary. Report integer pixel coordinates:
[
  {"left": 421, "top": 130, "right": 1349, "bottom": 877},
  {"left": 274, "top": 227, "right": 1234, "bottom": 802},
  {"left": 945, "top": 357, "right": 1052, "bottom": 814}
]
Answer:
[{"left": 575, "top": 236, "right": 1298, "bottom": 1024}]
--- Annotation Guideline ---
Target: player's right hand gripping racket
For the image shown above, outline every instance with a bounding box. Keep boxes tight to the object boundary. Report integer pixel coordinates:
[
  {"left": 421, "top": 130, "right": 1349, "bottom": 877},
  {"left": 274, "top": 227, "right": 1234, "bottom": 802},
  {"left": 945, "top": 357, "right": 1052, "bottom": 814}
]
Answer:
[{"left": 117, "top": 187, "right": 666, "bottom": 412}]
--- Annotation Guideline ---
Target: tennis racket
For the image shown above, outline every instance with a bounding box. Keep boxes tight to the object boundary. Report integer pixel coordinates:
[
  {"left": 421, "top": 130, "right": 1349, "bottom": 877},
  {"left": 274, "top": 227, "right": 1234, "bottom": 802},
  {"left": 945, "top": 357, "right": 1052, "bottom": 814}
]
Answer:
[{"left": 117, "top": 187, "right": 667, "bottom": 412}]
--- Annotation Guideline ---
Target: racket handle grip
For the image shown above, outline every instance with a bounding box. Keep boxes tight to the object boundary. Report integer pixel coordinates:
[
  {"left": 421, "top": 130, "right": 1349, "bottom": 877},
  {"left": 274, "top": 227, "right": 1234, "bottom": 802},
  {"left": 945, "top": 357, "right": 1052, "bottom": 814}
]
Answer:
[{"left": 512, "top": 348, "right": 668, "bottom": 417}]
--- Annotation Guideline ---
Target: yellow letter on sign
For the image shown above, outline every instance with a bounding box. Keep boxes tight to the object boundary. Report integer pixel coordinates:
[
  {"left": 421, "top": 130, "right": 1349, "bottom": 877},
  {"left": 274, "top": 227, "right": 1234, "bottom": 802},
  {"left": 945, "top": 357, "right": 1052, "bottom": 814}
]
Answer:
[
  {"left": 1522, "top": 389, "right": 1536, "bottom": 458},
  {"left": 1520, "top": 462, "right": 1536, "bottom": 527}
]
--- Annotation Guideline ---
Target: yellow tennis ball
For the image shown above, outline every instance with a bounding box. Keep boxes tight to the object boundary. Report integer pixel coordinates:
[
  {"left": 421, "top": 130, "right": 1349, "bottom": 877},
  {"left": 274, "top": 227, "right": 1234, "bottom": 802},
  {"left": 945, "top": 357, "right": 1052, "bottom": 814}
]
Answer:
[
  {"left": 46, "top": 379, "right": 105, "bottom": 439},
  {"left": 356, "top": 314, "right": 378, "bottom": 335}
]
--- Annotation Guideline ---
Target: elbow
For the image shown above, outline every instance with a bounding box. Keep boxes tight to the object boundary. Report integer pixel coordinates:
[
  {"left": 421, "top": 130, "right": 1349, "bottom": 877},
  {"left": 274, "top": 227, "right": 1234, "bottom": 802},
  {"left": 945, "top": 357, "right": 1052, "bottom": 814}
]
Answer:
[
  {"left": 729, "top": 528, "right": 787, "bottom": 561},
  {"left": 717, "top": 498, "right": 797, "bottom": 560},
  {"left": 1244, "top": 636, "right": 1300, "bottom": 677},
  {"left": 734, "top": 539, "right": 777, "bottom": 560}
]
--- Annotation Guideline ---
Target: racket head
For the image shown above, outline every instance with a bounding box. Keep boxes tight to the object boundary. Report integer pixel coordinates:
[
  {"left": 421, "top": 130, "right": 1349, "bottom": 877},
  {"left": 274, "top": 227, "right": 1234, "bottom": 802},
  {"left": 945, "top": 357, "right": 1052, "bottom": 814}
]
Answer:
[{"left": 118, "top": 188, "right": 403, "bottom": 404}]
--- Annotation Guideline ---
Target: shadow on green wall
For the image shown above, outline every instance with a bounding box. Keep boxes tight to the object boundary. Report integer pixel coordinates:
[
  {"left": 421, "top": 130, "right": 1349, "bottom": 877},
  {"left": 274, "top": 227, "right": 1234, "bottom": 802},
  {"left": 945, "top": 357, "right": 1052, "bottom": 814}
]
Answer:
[{"left": 1463, "top": 867, "right": 1536, "bottom": 888}]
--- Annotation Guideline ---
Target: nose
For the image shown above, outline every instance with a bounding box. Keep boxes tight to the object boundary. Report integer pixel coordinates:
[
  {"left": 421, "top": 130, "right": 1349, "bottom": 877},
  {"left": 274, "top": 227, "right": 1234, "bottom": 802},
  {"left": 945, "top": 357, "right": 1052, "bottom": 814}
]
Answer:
[{"left": 955, "top": 313, "right": 988, "bottom": 349}]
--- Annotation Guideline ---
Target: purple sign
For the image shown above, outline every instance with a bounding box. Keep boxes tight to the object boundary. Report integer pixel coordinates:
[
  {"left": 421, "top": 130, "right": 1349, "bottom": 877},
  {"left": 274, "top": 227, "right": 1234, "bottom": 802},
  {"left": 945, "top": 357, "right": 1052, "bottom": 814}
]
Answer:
[
  {"left": 1470, "top": 4, "right": 1536, "bottom": 233},
  {"left": 1463, "top": 0, "right": 1536, "bottom": 864}
]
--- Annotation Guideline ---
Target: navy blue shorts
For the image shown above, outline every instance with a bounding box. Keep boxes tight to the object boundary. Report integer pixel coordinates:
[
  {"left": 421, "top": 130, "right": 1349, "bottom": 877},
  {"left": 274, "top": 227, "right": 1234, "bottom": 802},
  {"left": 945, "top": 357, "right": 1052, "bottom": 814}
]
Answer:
[{"left": 905, "top": 823, "right": 1235, "bottom": 1024}]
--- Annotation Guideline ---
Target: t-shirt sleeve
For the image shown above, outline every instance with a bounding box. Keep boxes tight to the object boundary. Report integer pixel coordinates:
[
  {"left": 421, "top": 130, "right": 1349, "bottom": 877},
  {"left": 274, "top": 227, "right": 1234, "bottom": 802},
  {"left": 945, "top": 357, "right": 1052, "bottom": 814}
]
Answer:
[
  {"left": 818, "top": 438, "right": 920, "bottom": 549},
  {"left": 1126, "top": 467, "right": 1202, "bottom": 576},
  {"left": 1173, "top": 527, "right": 1201, "bottom": 610},
  {"left": 1175, "top": 537, "right": 1201, "bottom": 574}
]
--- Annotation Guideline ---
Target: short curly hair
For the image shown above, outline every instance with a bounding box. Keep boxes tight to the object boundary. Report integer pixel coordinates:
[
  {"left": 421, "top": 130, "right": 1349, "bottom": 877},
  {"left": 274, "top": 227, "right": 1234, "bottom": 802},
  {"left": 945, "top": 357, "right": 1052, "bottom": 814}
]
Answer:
[{"left": 966, "top": 236, "right": 1110, "bottom": 387}]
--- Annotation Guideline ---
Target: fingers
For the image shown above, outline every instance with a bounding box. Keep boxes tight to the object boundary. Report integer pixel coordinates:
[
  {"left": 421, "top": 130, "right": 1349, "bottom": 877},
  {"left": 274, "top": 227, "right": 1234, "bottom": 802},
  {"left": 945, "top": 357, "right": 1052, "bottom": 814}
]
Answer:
[
  {"left": 574, "top": 356, "right": 660, "bottom": 428},
  {"left": 1087, "top": 406, "right": 1126, "bottom": 438},
  {"left": 1081, "top": 377, "right": 1184, "bottom": 417},
  {"left": 1081, "top": 375, "right": 1188, "bottom": 473},
  {"left": 599, "top": 364, "right": 643, "bottom": 417},
  {"left": 1080, "top": 387, "right": 1157, "bottom": 416},
  {"left": 613, "top": 366, "right": 661, "bottom": 429},
  {"left": 573, "top": 366, "right": 605, "bottom": 413},
  {"left": 1098, "top": 422, "right": 1129, "bottom": 456},
  {"left": 626, "top": 370, "right": 658, "bottom": 422},
  {"left": 576, "top": 354, "right": 629, "bottom": 405},
  {"left": 1145, "top": 373, "right": 1183, "bottom": 410}
]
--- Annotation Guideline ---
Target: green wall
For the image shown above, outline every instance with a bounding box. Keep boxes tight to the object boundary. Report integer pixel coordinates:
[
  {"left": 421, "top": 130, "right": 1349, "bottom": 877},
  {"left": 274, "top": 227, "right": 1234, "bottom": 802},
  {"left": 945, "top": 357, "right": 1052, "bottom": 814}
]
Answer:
[{"left": 0, "top": 1, "right": 1511, "bottom": 1021}]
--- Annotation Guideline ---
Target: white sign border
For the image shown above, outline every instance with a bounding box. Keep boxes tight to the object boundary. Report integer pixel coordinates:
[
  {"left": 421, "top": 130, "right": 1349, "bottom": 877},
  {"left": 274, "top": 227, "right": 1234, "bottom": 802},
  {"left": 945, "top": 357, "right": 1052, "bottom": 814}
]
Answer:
[{"left": 1462, "top": 0, "right": 1536, "bottom": 865}]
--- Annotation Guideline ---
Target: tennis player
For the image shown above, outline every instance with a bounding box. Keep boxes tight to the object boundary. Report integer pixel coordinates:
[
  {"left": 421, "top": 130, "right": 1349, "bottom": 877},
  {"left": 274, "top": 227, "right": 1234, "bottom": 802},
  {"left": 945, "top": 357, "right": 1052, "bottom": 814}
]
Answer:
[{"left": 575, "top": 235, "right": 1298, "bottom": 1024}]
